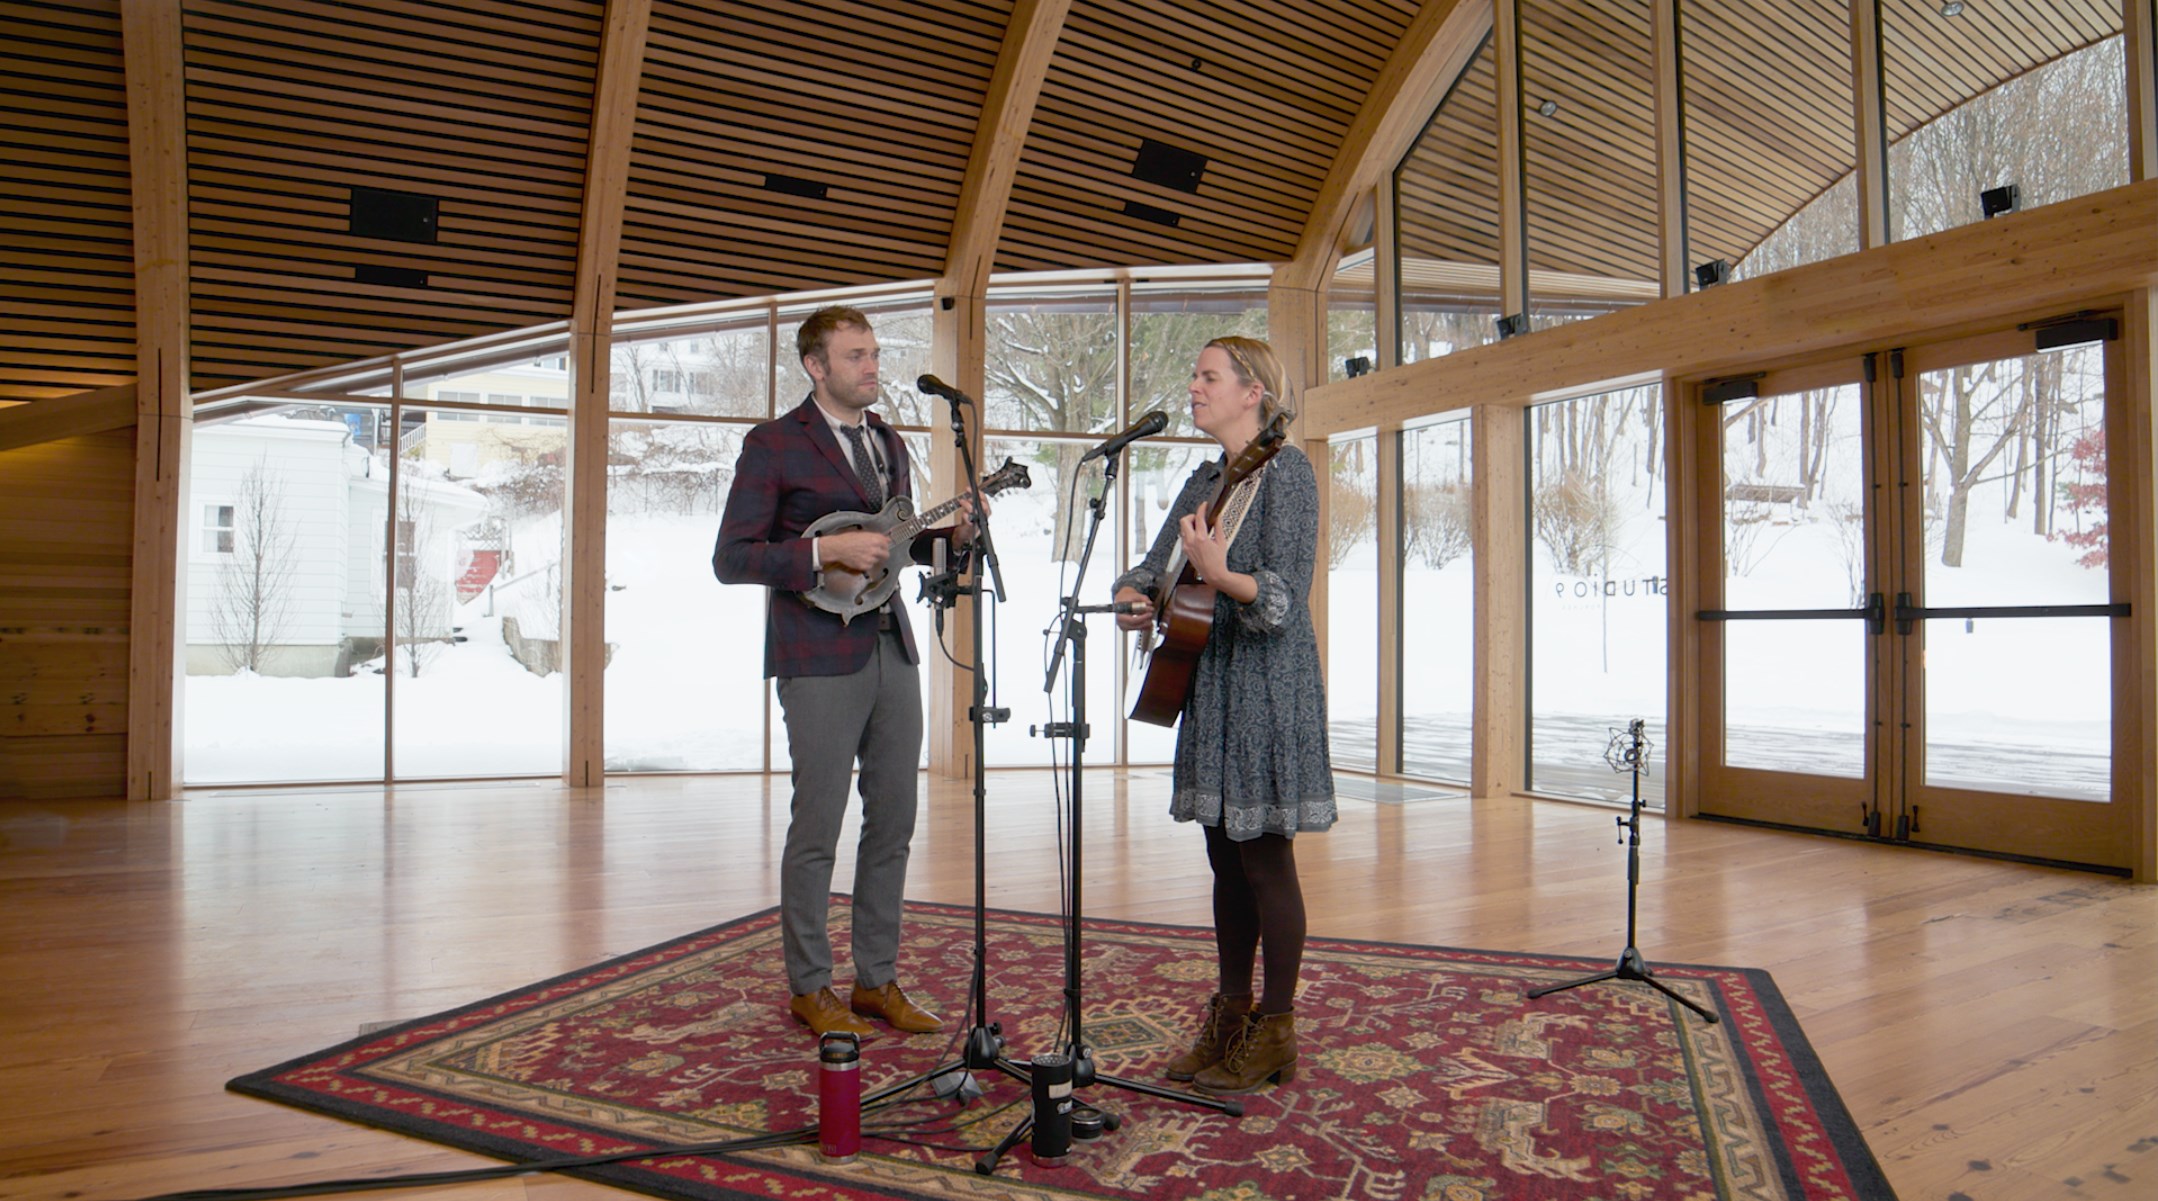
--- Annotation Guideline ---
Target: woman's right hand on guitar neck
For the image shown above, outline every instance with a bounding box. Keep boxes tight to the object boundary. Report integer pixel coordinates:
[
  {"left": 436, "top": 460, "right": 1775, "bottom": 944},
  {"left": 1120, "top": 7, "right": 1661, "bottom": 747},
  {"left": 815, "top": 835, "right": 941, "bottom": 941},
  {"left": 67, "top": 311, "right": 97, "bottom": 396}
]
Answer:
[{"left": 1113, "top": 587, "right": 1154, "bottom": 631}]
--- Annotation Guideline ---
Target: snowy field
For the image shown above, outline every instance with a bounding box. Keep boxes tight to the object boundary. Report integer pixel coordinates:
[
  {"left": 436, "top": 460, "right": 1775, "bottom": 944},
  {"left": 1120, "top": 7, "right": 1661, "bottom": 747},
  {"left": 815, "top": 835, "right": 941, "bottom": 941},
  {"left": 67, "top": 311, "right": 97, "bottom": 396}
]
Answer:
[{"left": 185, "top": 447, "right": 2113, "bottom": 804}]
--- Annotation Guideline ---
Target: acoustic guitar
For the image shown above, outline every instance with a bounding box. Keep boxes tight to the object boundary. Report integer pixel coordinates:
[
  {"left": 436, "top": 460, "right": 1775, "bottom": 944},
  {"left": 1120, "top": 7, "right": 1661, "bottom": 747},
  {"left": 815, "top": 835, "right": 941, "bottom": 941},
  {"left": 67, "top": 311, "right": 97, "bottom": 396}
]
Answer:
[
  {"left": 1128, "top": 414, "right": 1289, "bottom": 726},
  {"left": 800, "top": 458, "right": 1031, "bottom": 624}
]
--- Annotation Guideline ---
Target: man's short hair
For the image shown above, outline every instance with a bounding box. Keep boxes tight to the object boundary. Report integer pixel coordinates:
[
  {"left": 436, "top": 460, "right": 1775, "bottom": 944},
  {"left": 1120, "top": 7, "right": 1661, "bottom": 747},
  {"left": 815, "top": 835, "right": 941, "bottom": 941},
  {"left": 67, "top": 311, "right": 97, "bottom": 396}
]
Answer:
[{"left": 796, "top": 305, "right": 873, "bottom": 368}]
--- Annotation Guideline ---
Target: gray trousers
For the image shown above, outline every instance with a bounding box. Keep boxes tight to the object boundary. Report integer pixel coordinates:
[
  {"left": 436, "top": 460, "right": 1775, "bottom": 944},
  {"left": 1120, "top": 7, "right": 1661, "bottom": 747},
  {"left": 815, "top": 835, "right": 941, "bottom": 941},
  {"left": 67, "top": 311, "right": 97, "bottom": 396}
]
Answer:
[{"left": 774, "top": 627, "right": 922, "bottom": 995}]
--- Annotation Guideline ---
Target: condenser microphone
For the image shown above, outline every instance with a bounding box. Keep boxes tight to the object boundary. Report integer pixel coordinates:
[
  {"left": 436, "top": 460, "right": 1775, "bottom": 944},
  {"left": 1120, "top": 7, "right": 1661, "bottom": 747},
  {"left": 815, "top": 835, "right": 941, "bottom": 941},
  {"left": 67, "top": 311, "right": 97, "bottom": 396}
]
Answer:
[
  {"left": 915, "top": 374, "right": 974, "bottom": 406},
  {"left": 1078, "top": 410, "right": 1168, "bottom": 462}
]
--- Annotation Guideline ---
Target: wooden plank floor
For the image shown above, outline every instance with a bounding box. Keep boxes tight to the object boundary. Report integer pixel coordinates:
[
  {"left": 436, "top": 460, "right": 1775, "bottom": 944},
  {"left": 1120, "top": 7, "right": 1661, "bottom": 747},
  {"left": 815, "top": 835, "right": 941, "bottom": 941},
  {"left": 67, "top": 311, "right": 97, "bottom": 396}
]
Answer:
[{"left": 1, "top": 771, "right": 2153, "bottom": 1201}]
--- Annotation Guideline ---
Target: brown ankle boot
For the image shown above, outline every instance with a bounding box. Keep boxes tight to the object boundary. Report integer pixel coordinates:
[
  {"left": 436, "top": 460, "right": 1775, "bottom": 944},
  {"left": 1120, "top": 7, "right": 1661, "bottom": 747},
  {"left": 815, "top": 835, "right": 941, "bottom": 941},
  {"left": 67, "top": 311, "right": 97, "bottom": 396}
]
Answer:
[
  {"left": 1193, "top": 1009, "right": 1297, "bottom": 1095},
  {"left": 1163, "top": 992, "right": 1251, "bottom": 1082}
]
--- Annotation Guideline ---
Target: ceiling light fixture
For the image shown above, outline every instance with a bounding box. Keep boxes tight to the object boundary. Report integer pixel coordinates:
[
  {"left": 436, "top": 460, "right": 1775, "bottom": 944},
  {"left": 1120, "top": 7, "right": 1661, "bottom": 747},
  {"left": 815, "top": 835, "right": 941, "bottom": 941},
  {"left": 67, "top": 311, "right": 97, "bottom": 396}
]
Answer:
[
  {"left": 1537, "top": 99, "right": 1558, "bottom": 117},
  {"left": 1940, "top": 2, "right": 1964, "bottom": 16}
]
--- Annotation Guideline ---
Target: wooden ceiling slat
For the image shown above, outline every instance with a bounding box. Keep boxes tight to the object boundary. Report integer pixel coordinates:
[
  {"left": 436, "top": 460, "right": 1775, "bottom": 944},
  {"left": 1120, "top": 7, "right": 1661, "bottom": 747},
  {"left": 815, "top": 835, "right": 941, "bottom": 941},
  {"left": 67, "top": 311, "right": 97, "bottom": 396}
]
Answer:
[
  {"left": 188, "top": 142, "right": 583, "bottom": 201},
  {"left": 1043, "top": 43, "right": 1347, "bottom": 163},
  {"left": 181, "top": 9, "right": 591, "bottom": 84},
  {"left": 623, "top": 198, "right": 945, "bottom": 262},
  {"left": 187, "top": 114, "right": 588, "bottom": 179},
  {"left": 1082, "top": 0, "right": 1374, "bottom": 114},
  {"left": 653, "top": 0, "right": 1006, "bottom": 62},
  {"left": 630, "top": 119, "right": 970, "bottom": 189},
  {"left": 0, "top": 0, "right": 129, "bottom": 397},
  {"left": 1028, "top": 107, "right": 1325, "bottom": 210},
  {"left": 183, "top": 40, "right": 595, "bottom": 114},
  {"left": 198, "top": 0, "right": 601, "bottom": 45},
  {"left": 626, "top": 168, "right": 957, "bottom": 233},
  {"left": 186, "top": 79, "right": 589, "bottom": 144},
  {"left": 1015, "top": 132, "right": 1310, "bottom": 234},
  {"left": 639, "top": 42, "right": 985, "bottom": 130}
]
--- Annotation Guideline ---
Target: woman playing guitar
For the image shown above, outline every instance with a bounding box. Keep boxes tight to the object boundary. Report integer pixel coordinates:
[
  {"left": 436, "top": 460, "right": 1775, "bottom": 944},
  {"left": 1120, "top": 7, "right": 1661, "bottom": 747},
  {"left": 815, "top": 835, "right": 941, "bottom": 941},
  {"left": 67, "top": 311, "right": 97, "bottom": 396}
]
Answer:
[{"left": 1109, "top": 336, "right": 1336, "bottom": 1097}]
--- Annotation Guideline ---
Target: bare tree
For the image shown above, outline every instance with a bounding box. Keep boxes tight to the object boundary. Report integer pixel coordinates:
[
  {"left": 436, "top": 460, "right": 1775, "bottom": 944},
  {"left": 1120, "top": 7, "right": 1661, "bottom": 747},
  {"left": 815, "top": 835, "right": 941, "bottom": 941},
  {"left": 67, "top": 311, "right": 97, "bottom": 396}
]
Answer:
[
  {"left": 1917, "top": 357, "right": 2032, "bottom": 567},
  {"left": 393, "top": 480, "right": 452, "bottom": 678},
  {"left": 986, "top": 300, "right": 1265, "bottom": 560},
  {"left": 211, "top": 458, "right": 297, "bottom": 674}
]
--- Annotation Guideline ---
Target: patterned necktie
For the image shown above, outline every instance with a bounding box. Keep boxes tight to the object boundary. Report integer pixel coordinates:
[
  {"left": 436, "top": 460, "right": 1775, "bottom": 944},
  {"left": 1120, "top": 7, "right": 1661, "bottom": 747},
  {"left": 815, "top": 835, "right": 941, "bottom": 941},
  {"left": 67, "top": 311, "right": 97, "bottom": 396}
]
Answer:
[{"left": 840, "top": 423, "right": 885, "bottom": 509}]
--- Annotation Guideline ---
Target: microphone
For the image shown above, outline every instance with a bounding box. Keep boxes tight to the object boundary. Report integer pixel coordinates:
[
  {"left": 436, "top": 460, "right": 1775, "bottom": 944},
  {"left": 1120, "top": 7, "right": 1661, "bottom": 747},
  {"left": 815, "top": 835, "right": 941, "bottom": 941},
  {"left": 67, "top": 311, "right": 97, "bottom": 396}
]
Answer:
[
  {"left": 1079, "top": 410, "right": 1168, "bottom": 462},
  {"left": 915, "top": 374, "right": 973, "bottom": 406}
]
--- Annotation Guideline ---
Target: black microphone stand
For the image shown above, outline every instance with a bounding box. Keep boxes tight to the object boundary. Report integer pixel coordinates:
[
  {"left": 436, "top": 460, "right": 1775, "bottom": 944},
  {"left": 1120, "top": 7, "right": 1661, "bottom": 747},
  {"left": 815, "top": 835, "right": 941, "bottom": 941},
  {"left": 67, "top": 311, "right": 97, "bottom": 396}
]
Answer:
[
  {"left": 1527, "top": 719, "right": 1718, "bottom": 1024},
  {"left": 867, "top": 389, "right": 1027, "bottom": 1107},
  {"left": 977, "top": 442, "right": 1237, "bottom": 1176}
]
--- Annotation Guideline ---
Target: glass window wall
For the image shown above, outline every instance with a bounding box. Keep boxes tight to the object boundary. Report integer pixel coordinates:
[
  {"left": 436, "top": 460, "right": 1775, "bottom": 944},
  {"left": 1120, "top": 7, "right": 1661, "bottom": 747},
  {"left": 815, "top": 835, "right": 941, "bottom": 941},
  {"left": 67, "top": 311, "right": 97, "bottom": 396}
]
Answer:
[
  {"left": 1527, "top": 384, "right": 1667, "bottom": 805},
  {"left": 1883, "top": 2, "right": 2128, "bottom": 241},
  {"left": 1327, "top": 434, "right": 1379, "bottom": 774},
  {"left": 183, "top": 402, "right": 390, "bottom": 784},
  {"left": 1681, "top": 0, "right": 1858, "bottom": 285},
  {"left": 1128, "top": 287, "right": 1268, "bottom": 439},
  {"left": 390, "top": 408, "right": 567, "bottom": 778},
  {"left": 1327, "top": 248, "right": 1378, "bottom": 384},
  {"left": 1519, "top": 0, "right": 1660, "bottom": 328},
  {"left": 1393, "top": 31, "right": 1503, "bottom": 363},
  {"left": 1401, "top": 415, "right": 1474, "bottom": 781}
]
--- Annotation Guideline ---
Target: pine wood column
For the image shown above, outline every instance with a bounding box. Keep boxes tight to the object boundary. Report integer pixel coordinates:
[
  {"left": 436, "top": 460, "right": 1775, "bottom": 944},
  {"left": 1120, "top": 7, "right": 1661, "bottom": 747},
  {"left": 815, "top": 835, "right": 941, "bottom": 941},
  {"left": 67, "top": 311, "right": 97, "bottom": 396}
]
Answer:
[
  {"left": 1269, "top": 280, "right": 1328, "bottom": 682},
  {"left": 563, "top": 0, "right": 650, "bottom": 787},
  {"left": 927, "top": 289, "right": 986, "bottom": 778},
  {"left": 2120, "top": 289, "right": 2157, "bottom": 882},
  {"left": 1375, "top": 423, "right": 1402, "bottom": 776},
  {"left": 1651, "top": 0, "right": 1687, "bottom": 297},
  {"left": 122, "top": 0, "right": 188, "bottom": 800},
  {"left": 2130, "top": 0, "right": 2156, "bottom": 182},
  {"left": 1494, "top": 0, "right": 1529, "bottom": 325},
  {"left": 1471, "top": 402, "right": 1526, "bottom": 796},
  {"left": 1850, "top": 0, "right": 1890, "bottom": 249},
  {"left": 1663, "top": 373, "right": 1701, "bottom": 818}
]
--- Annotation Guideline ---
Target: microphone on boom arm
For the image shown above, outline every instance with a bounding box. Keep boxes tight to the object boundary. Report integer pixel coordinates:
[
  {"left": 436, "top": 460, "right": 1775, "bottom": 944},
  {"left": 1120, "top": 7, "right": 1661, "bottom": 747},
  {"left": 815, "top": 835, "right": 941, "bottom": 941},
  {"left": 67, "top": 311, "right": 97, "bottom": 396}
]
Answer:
[
  {"left": 1079, "top": 410, "right": 1168, "bottom": 463},
  {"left": 915, "top": 374, "right": 974, "bottom": 407}
]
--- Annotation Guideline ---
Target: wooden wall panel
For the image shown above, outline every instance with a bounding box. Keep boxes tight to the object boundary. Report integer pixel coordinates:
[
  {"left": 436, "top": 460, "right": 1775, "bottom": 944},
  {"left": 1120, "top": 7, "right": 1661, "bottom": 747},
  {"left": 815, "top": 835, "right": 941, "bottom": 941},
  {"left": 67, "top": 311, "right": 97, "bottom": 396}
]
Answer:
[
  {"left": 0, "top": 0, "right": 136, "bottom": 403},
  {"left": 0, "top": 430, "right": 134, "bottom": 801},
  {"left": 614, "top": 0, "right": 1009, "bottom": 308},
  {"left": 994, "top": 0, "right": 1422, "bottom": 275},
  {"left": 179, "top": 0, "right": 605, "bottom": 392}
]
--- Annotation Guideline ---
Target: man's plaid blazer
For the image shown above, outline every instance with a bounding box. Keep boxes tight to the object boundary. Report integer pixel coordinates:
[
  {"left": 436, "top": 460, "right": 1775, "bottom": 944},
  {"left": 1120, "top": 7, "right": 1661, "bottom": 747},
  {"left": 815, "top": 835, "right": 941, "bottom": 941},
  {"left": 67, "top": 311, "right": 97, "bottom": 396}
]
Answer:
[{"left": 712, "top": 395, "right": 951, "bottom": 679}]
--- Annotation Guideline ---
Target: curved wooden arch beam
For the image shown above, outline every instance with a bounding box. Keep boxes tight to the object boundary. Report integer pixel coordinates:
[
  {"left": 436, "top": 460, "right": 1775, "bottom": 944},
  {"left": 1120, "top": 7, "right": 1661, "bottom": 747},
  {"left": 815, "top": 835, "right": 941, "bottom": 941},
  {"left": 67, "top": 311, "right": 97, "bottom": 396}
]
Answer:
[
  {"left": 942, "top": 0, "right": 1070, "bottom": 308},
  {"left": 1274, "top": 0, "right": 1492, "bottom": 298},
  {"left": 566, "top": 0, "right": 652, "bottom": 787}
]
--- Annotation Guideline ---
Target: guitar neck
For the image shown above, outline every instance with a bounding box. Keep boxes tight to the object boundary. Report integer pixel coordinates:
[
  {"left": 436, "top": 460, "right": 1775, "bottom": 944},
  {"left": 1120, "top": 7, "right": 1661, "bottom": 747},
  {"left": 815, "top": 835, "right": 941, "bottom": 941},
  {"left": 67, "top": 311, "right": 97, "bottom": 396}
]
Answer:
[{"left": 888, "top": 492, "right": 972, "bottom": 544}]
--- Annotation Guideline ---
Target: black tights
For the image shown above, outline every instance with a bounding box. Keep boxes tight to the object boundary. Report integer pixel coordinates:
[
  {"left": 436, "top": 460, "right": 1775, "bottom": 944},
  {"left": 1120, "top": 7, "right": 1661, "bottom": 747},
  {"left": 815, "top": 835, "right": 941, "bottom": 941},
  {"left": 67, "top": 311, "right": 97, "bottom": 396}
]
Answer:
[{"left": 1203, "top": 824, "right": 1306, "bottom": 1015}]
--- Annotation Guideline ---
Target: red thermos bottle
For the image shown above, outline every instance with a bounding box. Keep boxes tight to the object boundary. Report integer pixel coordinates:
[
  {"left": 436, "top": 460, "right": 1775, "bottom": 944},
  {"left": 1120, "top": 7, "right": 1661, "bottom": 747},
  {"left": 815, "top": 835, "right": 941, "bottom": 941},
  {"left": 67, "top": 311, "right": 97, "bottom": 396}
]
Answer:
[{"left": 818, "top": 1031, "right": 861, "bottom": 1163}]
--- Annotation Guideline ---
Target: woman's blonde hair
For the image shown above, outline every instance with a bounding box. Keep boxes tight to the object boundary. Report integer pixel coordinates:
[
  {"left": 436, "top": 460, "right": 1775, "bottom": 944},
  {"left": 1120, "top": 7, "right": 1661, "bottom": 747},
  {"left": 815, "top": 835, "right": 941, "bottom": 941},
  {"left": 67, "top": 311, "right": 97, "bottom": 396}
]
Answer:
[{"left": 1206, "top": 335, "right": 1295, "bottom": 428}]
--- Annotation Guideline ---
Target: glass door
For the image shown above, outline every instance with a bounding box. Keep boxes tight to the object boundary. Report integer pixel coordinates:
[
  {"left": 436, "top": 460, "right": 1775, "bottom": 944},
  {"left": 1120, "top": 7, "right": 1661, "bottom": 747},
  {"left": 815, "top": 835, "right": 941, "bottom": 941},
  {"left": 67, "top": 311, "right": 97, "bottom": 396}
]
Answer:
[
  {"left": 1694, "top": 318, "right": 2132, "bottom": 871},
  {"left": 1695, "top": 362, "right": 1877, "bottom": 831},
  {"left": 1885, "top": 327, "right": 2129, "bottom": 868}
]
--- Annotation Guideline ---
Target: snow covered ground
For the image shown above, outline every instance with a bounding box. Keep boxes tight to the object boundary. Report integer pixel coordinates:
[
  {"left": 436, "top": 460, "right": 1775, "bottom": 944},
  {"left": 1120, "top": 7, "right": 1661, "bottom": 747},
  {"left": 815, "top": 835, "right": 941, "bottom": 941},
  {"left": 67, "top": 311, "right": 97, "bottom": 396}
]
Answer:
[{"left": 184, "top": 446, "right": 2113, "bottom": 804}]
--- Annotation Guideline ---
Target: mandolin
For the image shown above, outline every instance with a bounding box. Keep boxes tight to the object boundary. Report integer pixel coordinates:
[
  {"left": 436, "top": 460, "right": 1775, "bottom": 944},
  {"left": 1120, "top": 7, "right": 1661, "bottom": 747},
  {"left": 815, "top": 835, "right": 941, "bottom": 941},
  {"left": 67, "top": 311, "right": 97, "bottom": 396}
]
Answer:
[
  {"left": 800, "top": 457, "right": 1031, "bottom": 624},
  {"left": 1128, "top": 413, "right": 1290, "bottom": 726}
]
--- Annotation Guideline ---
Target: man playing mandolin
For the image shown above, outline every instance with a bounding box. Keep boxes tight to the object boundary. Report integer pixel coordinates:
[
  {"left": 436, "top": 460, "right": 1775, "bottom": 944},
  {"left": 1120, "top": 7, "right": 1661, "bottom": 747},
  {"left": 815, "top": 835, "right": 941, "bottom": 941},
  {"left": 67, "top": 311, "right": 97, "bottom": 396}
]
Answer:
[
  {"left": 1111, "top": 336, "right": 1336, "bottom": 1095},
  {"left": 713, "top": 305, "right": 980, "bottom": 1039}
]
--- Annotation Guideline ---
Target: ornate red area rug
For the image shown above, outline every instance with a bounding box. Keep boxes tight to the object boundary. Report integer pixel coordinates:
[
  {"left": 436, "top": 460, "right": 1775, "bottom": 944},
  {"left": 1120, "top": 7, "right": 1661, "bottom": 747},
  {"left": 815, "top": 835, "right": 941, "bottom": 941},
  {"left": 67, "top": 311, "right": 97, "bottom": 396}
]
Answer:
[{"left": 230, "top": 900, "right": 1893, "bottom": 1201}]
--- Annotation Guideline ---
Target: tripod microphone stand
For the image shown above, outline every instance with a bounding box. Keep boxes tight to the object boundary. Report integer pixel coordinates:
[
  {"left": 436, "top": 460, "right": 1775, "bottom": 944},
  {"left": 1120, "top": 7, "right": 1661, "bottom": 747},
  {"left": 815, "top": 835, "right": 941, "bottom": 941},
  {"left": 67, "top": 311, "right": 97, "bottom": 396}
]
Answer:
[
  {"left": 1527, "top": 719, "right": 1717, "bottom": 1024},
  {"left": 867, "top": 386, "right": 1028, "bottom": 1108},
  {"left": 977, "top": 443, "right": 1238, "bottom": 1176}
]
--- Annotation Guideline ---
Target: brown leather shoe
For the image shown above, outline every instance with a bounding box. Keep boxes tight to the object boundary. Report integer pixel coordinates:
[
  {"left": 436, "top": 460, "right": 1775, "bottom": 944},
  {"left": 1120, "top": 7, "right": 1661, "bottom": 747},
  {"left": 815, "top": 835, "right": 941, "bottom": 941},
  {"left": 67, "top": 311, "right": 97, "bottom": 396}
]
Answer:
[
  {"left": 789, "top": 987, "right": 874, "bottom": 1038},
  {"left": 1194, "top": 1009, "right": 1298, "bottom": 1095},
  {"left": 850, "top": 980, "right": 943, "bottom": 1033},
  {"left": 1164, "top": 992, "right": 1251, "bottom": 1082}
]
